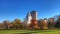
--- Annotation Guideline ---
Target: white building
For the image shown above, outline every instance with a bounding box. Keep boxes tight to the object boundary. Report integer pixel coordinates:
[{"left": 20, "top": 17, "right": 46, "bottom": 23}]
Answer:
[
  {"left": 24, "top": 12, "right": 32, "bottom": 25},
  {"left": 24, "top": 11, "right": 38, "bottom": 25}
]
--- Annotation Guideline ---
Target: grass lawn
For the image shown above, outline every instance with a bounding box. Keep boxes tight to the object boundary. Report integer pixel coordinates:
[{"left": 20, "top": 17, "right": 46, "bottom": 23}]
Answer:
[{"left": 0, "top": 30, "right": 60, "bottom": 34}]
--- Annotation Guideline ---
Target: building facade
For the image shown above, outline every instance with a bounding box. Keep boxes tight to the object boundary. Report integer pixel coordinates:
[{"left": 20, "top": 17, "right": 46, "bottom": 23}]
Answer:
[
  {"left": 24, "top": 11, "right": 37, "bottom": 25},
  {"left": 30, "top": 11, "right": 37, "bottom": 20},
  {"left": 23, "top": 11, "right": 38, "bottom": 29}
]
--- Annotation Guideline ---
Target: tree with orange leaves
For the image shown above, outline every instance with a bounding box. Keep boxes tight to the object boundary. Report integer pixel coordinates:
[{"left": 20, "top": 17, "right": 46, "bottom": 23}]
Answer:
[{"left": 30, "top": 19, "right": 38, "bottom": 29}]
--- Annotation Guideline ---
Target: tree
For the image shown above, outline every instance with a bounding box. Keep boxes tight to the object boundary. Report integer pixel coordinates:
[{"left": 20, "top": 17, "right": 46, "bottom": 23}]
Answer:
[
  {"left": 11, "top": 21, "right": 16, "bottom": 29},
  {"left": 39, "top": 19, "right": 48, "bottom": 30},
  {"left": 48, "top": 18, "right": 55, "bottom": 29},
  {"left": 55, "top": 15, "right": 60, "bottom": 28},
  {"left": 13, "top": 19, "right": 21, "bottom": 29},
  {"left": 12, "top": 19, "right": 24, "bottom": 29},
  {"left": 30, "top": 19, "right": 38, "bottom": 30}
]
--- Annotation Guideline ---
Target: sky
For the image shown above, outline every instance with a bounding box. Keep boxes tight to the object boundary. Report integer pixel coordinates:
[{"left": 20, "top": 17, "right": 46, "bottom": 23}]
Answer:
[{"left": 0, "top": 0, "right": 60, "bottom": 22}]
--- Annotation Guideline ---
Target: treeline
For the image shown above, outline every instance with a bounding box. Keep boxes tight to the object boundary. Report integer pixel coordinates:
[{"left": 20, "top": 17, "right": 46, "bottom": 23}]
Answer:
[{"left": 1, "top": 15, "right": 60, "bottom": 30}]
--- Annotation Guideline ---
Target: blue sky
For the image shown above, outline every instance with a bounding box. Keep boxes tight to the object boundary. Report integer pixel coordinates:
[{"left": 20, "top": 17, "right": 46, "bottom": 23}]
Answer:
[{"left": 0, "top": 0, "right": 60, "bottom": 22}]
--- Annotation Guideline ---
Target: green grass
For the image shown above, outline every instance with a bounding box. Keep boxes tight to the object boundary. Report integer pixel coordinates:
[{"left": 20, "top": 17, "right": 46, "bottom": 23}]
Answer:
[{"left": 0, "top": 30, "right": 60, "bottom": 34}]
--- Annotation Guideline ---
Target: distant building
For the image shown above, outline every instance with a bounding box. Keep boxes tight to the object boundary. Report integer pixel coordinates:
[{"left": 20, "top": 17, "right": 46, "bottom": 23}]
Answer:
[
  {"left": 0, "top": 20, "right": 10, "bottom": 29},
  {"left": 24, "top": 11, "right": 38, "bottom": 25},
  {"left": 27, "top": 12, "right": 32, "bottom": 24},
  {"left": 3, "top": 20, "right": 10, "bottom": 29},
  {"left": 30, "top": 11, "right": 37, "bottom": 20},
  {"left": 23, "top": 11, "right": 38, "bottom": 29},
  {"left": 48, "top": 18, "right": 55, "bottom": 23},
  {"left": 24, "top": 11, "right": 32, "bottom": 25}
]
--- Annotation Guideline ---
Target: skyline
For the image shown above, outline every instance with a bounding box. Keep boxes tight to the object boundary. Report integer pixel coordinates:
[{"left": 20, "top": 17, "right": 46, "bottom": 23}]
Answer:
[{"left": 0, "top": 0, "right": 60, "bottom": 22}]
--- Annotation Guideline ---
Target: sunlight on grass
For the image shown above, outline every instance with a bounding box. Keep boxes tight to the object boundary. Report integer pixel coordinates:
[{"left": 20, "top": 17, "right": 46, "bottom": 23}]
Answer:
[{"left": 0, "top": 30, "right": 60, "bottom": 34}]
